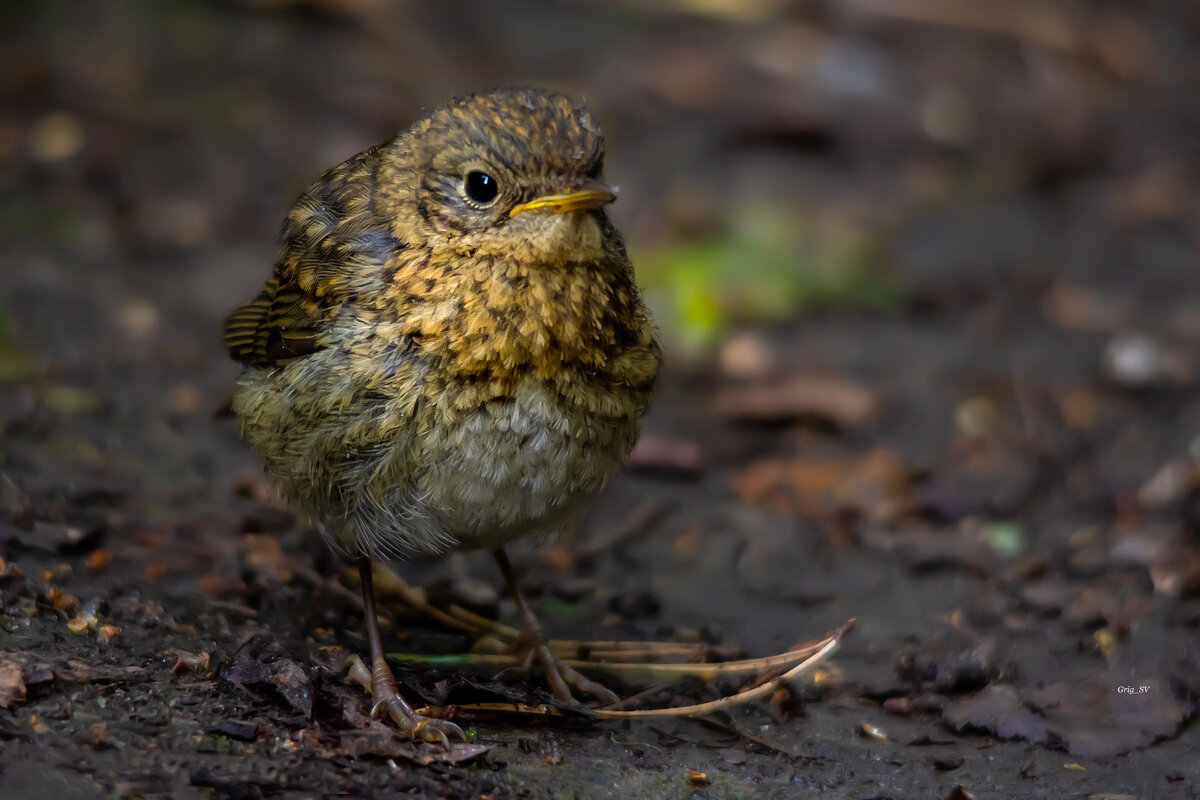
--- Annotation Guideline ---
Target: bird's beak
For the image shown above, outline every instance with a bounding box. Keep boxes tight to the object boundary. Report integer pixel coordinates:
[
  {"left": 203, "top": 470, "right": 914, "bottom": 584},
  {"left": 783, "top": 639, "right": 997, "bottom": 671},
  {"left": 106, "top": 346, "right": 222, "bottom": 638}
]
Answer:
[{"left": 509, "top": 180, "right": 617, "bottom": 217}]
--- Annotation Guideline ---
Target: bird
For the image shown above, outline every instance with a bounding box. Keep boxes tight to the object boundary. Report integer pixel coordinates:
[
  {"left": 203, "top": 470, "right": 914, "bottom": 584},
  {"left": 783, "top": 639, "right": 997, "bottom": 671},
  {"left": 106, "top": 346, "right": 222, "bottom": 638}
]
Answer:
[{"left": 222, "top": 88, "right": 661, "bottom": 744}]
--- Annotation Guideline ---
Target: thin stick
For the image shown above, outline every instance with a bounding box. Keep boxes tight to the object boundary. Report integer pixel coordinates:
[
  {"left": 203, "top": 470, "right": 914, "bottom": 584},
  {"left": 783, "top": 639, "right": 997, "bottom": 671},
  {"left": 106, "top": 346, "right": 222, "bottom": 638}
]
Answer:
[
  {"left": 590, "top": 620, "right": 852, "bottom": 719},
  {"left": 390, "top": 637, "right": 832, "bottom": 679},
  {"left": 414, "top": 621, "right": 851, "bottom": 721},
  {"left": 362, "top": 564, "right": 731, "bottom": 662},
  {"left": 698, "top": 715, "right": 802, "bottom": 760},
  {"left": 366, "top": 563, "right": 518, "bottom": 638},
  {"left": 550, "top": 646, "right": 716, "bottom": 661},
  {"left": 544, "top": 640, "right": 724, "bottom": 660}
]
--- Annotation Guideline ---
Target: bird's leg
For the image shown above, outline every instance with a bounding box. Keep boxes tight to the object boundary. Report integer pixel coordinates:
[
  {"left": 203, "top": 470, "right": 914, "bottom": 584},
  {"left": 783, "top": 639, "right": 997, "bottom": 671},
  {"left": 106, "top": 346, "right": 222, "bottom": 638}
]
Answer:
[
  {"left": 357, "top": 557, "right": 465, "bottom": 745},
  {"left": 493, "top": 548, "right": 619, "bottom": 707}
]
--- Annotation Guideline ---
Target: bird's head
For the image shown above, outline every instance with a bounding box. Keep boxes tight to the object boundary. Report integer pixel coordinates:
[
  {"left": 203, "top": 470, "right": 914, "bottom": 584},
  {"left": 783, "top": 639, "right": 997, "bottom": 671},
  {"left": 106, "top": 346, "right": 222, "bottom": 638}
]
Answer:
[{"left": 379, "top": 88, "right": 618, "bottom": 267}]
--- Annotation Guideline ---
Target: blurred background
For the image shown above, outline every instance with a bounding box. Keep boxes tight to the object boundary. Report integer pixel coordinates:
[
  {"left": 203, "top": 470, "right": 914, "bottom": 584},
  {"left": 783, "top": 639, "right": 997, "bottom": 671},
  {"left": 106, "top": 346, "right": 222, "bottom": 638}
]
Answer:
[
  {"left": 3, "top": 1, "right": 1200, "bottom": 796},
  {"left": 7, "top": 0, "right": 1196, "bottom": 360}
]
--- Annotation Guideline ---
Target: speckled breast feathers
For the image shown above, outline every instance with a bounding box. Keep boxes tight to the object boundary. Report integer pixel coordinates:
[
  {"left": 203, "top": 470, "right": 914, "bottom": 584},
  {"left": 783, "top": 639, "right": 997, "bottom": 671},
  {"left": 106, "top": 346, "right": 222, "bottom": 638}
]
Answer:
[{"left": 223, "top": 88, "right": 660, "bottom": 558}]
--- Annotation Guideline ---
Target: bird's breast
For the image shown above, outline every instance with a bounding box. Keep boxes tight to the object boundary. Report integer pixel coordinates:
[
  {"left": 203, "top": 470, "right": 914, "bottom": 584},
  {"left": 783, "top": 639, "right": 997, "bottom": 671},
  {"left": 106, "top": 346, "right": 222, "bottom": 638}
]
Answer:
[
  {"left": 411, "top": 376, "right": 639, "bottom": 549},
  {"left": 382, "top": 250, "right": 643, "bottom": 382}
]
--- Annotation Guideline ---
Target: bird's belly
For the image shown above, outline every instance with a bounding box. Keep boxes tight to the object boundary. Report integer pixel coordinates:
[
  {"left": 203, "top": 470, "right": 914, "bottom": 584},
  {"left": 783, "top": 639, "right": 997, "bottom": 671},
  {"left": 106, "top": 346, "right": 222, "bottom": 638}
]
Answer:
[{"left": 394, "top": 380, "right": 634, "bottom": 553}]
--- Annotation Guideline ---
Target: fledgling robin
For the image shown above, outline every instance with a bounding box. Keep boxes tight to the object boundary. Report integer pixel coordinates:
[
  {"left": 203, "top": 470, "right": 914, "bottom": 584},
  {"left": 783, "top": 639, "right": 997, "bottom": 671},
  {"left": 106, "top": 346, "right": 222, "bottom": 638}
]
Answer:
[{"left": 223, "top": 88, "right": 661, "bottom": 744}]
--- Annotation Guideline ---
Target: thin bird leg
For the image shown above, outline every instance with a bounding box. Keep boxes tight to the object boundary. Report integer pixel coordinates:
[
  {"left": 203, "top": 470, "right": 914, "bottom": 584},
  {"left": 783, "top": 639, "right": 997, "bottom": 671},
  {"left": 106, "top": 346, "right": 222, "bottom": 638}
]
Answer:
[
  {"left": 358, "top": 557, "right": 465, "bottom": 745},
  {"left": 493, "top": 548, "right": 620, "bottom": 707}
]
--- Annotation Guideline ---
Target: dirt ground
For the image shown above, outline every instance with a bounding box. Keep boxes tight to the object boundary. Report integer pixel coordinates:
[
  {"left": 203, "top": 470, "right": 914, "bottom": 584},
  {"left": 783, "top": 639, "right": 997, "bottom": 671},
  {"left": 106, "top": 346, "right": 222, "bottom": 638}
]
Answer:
[{"left": 3, "top": 2, "right": 1200, "bottom": 798}]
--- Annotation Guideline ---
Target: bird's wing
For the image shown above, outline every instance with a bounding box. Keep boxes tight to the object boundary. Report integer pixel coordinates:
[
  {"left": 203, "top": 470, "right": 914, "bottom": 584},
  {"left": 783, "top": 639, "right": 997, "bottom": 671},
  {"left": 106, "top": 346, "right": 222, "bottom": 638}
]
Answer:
[{"left": 223, "top": 147, "right": 402, "bottom": 368}]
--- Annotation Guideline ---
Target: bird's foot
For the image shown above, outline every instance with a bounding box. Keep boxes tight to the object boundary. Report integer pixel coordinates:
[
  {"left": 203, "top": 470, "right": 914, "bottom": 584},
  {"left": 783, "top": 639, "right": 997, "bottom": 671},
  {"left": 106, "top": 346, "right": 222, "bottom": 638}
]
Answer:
[
  {"left": 514, "top": 630, "right": 620, "bottom": 708},
  {"left": 346, "top": 654, "right": 466, "bottom": 746}
]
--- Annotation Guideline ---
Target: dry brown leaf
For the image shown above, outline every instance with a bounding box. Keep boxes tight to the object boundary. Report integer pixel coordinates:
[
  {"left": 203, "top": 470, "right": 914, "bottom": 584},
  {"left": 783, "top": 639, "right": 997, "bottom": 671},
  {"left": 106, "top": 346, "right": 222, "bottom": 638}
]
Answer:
[
  {"left": 728, "top": 457, "right": 848, "bottom": 518},
  {"left": 0, "top": 661, "right": 26, "bottom": 709},
  {"left": 54, "top": 659, "right": 145, "bottom": 683},
  {"left": 729, "top": 448, "right": 911, "bottom": 522},
  {"left": 338, "top": 728, "right": 489, "bottom": 764},
  {"left": 714, "top": 375, "right": 879, "bottom": 428},
  {"left": 945, "top": 677, "right": 1185, "bottom": 759}
]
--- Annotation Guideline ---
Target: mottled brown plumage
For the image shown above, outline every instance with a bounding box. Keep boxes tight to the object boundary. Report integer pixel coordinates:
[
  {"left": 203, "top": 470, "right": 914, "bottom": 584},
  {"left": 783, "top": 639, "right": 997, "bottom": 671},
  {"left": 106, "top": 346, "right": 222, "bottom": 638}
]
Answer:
[{"left": 223, "top": 88, "right": 660, "bottom": 743}]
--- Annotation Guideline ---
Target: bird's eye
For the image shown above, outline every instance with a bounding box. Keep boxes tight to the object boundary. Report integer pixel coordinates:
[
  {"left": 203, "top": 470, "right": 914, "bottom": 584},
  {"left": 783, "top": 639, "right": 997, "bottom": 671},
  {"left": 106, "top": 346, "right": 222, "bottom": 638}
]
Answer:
[{"left": 464, "top": 171, "right": 499, "bottom": 205}]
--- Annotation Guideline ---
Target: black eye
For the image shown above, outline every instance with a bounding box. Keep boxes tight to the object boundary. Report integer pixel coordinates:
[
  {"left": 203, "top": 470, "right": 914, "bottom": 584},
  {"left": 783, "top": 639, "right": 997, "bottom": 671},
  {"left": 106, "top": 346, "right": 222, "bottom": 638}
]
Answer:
[{"left": 464, "top": 171, "right": 499, "bottom": 204}]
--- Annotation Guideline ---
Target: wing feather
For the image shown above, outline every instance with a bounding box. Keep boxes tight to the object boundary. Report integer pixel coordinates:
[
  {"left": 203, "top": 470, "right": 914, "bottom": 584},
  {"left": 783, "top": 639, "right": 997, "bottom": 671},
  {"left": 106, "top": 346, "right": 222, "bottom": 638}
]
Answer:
[{"left": 223, "top": 146, "right": 402, "bottom": 368}]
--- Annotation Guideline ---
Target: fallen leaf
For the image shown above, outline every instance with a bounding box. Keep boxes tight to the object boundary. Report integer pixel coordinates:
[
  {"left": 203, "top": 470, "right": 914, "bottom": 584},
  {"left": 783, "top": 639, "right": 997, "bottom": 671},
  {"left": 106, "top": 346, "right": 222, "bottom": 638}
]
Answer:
[
  {"left": 338, "top": 729, "right": 489, "bottom": 764},
  {"left": 1027, "top": 679, "right": 1184, "bottom": 759},
  {"left": 272, "top": 656, "right": 315, "bottom": 718},
  {"left": 224, "top": 638, "right": 315, "bottom": 718},
  {"left": 18, "top": 661, "right": 53, "bottom": 686},
  {"left": 944, "top": 684, "right": 1054, "bottom": 745},
  {"left": 728, "top": 448, "right": 912, "bottom": 521},
  {"left": 0, "top": 661, "right": 26, "bottom": 709},
  {"left": 896, "top": 638, "right": 1001, "bottom": 693},
  {"left": 172, "top": 650, "right": 212, "bottom": 676},
  {"left": 714, "top": 374, "right": 880, "bottom": 428},
  {"left": 210, "top": 720, "right": 260, "bottom": 742},
  {"left": 54, "top": 659, "right": 145, "bottom": 683},
  {"left": 728, "top": 457, "right": 847, "bottom": 518},
  {"left": 944, "top": 676, "right": 1186, "bottom": 758}
]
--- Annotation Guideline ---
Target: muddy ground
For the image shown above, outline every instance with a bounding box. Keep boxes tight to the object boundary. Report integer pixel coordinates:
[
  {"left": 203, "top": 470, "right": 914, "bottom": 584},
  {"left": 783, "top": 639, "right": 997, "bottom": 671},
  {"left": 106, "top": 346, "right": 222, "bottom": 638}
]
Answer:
[{"left": 2, "top": 2, "right": 1200, "bottom": 798}]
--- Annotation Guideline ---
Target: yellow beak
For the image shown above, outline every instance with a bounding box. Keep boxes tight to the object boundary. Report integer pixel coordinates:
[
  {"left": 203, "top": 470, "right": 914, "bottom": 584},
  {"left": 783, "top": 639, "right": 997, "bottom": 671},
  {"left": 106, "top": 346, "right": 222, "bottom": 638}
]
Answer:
[{"left": 509, "top": 182, "right": 617, "bottom": 217}]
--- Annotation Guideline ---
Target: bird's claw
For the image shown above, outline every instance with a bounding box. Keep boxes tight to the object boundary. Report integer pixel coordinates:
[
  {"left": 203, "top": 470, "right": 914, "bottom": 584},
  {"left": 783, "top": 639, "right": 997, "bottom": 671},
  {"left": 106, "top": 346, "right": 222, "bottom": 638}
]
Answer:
[
  {"left": 372, "top": 689, "right": 466, "bottom": 745},
  {"left": 412, "top": 716, "right": 464, "bottom": 748}
]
